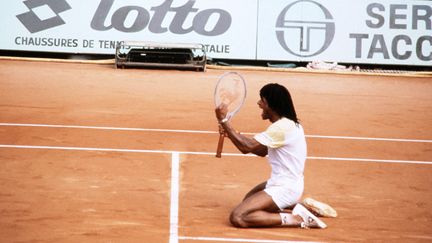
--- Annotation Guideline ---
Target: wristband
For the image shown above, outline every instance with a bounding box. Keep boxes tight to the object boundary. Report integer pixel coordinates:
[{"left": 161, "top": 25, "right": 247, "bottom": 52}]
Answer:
[{"left": 219, "top": 117, "right": 229, "bottom": 124}]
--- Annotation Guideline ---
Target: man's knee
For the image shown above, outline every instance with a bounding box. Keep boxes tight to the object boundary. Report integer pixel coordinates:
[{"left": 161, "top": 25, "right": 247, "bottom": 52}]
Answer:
[{"left": 229, "top": 210, "right": 248, "bottom": 228}]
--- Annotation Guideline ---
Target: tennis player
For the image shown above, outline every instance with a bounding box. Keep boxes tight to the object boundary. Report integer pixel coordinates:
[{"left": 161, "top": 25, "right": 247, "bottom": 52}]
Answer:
[{"left": 215, "top": 83, "right": 326, "bottom": 229}]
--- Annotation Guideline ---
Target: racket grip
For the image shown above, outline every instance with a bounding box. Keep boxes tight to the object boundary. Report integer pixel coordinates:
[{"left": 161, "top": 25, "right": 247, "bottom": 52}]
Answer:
[{"left": 216, "top": 132, "right": 225, "bottom": 158}]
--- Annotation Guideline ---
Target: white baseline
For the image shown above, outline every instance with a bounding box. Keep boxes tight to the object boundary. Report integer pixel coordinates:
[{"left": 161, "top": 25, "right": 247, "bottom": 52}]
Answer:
[
  {"left": 0, "top": 123, "right": 431, "bottom": 143},
  {"left": 0, "top": 144, "right": 431, "bottom": 165}
]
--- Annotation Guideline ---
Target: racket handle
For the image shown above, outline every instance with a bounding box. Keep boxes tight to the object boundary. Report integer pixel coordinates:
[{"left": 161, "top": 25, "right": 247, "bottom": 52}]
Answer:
[{"left": 216, "top": 132, "right": 225, "bottom": 158}]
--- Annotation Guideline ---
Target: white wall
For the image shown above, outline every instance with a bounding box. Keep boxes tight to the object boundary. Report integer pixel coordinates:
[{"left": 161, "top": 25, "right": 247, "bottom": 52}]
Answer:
[{"left": 1, "top": 0, "right": 430, "bottom": 66}]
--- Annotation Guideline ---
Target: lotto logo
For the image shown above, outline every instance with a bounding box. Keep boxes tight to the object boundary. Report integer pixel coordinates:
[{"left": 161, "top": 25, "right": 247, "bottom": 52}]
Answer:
[{"left": 16, "top": 0, "right": 71, "bottom": 33}]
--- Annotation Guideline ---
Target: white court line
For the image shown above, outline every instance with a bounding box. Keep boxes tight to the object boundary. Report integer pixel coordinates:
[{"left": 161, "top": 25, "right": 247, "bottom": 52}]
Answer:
[
  {"left": 170, "top": 152, "right": 180, "bottom": 243},
  {"left": 179, "top": 236, "right": 321, "bottom": 243},
  {"left": 0, "top": 123, "right": 431, "bottom": 143},
  {"left": 0, "top": 123, "right": 214, "bottom": 134},
  {"left": 0, "top": 144, "right": 431, "bottom": 165}
]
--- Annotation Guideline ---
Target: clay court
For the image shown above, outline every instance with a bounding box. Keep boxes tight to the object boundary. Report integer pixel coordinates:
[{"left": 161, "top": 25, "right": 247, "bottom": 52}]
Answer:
[{"left": 0, "top": 59, "right": 431, "bottom": 242}]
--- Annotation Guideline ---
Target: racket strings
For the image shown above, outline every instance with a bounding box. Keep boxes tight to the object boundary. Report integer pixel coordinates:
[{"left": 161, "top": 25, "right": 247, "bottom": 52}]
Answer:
[{"left": 214, "top": 73, "right": 247, "bottom": 119}]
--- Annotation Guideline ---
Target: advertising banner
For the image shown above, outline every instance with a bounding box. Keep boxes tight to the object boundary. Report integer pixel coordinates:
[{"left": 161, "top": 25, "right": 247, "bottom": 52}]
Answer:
[
  {"left": 0, "top": 0, "right": 258, "bottom": 59},
  {"left": 0, "top": 0, "right": 431, "bottom": 66},
  {"left": 257, "top": 0, "right": 432, "bottom": 66}
]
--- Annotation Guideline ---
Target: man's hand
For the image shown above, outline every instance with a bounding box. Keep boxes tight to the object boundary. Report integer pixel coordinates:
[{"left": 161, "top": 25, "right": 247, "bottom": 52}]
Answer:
[{"left": 215, "top": 103, "right": 228, "bottom": 122}]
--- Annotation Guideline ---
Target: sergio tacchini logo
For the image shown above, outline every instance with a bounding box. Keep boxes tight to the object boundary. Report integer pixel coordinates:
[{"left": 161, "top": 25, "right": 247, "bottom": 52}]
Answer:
[
  {"left": 16, "top": 0, "right": 71, "bottom": 33},
  {"left": 276, "top": 0, "right": 335, "bottom": 57}
]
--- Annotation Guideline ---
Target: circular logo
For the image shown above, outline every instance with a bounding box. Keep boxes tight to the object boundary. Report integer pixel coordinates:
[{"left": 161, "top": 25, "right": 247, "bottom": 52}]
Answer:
[{"left": 276, "top": 0, "right": 335, "bottom": 57}]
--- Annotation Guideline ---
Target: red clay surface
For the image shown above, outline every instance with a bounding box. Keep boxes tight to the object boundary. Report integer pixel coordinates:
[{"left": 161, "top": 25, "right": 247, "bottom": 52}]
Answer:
[{"left": 0, "top": 60, "right": 431, "bottom": 242}]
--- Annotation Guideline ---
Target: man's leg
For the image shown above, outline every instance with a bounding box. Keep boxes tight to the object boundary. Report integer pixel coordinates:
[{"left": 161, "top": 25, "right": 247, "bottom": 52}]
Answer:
[
  {"left": 242, "top": 181, "right": 266, "bottom": 201},
  {"left": 230, "top": 191, "right": 302, "bottom": 228}
]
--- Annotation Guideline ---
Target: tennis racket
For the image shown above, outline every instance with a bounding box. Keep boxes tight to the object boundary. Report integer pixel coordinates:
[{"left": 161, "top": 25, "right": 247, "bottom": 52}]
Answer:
[{"left": 214, "top": 72, "right": 247, "bottom": 158}]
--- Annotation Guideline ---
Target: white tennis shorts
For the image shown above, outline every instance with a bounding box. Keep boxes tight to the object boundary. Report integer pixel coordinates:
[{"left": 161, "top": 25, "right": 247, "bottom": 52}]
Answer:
[{"left": 264, "top": 178, "right": 304, "bottom": 210}]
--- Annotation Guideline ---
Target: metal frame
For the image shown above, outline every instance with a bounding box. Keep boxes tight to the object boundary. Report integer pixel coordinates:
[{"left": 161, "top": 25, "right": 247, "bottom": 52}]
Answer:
[{"left": 115, "top": 41, "right": 206, "bottom": 71}]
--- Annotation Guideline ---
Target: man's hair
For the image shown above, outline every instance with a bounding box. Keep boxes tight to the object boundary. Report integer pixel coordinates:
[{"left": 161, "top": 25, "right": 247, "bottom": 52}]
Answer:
[{"left": 260, "top": 83, "right": 299, "bottom": 123}]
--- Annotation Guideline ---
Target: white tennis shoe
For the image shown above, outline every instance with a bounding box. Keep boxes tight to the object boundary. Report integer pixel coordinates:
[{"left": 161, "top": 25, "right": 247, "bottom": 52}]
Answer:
[
  {"left": 302, "top": 197, "right": 338, "bottom": 218},
  {"left": 292, "top": 204, "right": 327, "bottom": 229}
]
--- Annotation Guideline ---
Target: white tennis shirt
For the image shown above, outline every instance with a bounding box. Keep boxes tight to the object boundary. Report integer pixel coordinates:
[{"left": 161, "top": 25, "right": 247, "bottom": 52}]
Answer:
[{"left": 254, "top": 117, "right": 307, "bottom": 187}]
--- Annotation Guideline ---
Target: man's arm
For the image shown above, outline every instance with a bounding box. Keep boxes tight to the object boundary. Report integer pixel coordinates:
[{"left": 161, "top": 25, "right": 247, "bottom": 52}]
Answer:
[{"left": 219, "top": 121, "right": 268, "bottom": 157}]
